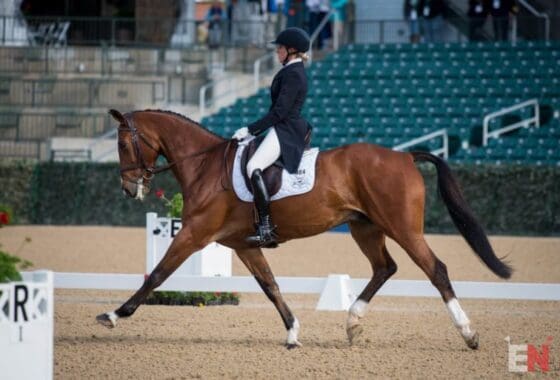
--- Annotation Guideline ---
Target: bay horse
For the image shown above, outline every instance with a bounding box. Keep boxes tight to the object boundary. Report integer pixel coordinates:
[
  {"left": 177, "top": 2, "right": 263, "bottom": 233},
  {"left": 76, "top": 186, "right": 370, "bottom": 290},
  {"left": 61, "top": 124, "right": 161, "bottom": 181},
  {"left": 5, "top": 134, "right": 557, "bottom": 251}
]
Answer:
[{"left": 96, "top": 109, "right": 512, "bottom": 350}]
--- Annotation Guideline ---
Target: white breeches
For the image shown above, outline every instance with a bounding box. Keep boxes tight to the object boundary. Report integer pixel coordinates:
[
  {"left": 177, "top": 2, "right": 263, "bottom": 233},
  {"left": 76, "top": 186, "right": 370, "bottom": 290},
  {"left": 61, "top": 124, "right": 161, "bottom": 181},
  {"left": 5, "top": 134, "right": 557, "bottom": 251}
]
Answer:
[{"left": 246, "top": 127, "right": 281, "bottom": 177}]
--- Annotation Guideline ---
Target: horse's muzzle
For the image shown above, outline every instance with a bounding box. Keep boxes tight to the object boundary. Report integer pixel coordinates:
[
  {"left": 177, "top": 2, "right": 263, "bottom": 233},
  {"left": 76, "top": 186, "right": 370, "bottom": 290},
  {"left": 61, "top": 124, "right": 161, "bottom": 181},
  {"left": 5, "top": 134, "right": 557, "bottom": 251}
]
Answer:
[{"left": 121, "top": 178, "right": 149, "bottom": 201}]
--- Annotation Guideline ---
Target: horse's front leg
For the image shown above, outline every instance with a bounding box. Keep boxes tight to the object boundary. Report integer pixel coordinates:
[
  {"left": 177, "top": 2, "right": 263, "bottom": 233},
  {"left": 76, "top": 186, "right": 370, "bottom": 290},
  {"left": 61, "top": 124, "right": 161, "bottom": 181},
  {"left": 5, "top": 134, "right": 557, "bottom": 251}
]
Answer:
[
  {"left": 236, "top": 248, "right": 302, "bottom": 349},
  {"left": 96, "top": 225, "right": 207, "bottom": 328}
]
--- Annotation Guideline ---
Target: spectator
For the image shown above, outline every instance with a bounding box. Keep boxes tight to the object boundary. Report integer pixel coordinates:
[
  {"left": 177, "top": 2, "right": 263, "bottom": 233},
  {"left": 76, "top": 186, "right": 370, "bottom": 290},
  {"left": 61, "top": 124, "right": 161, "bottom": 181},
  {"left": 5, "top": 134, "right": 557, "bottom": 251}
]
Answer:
[
  {"left": 306, "top": 0, "right": 331, "bottom": 50},
  {"left": 404, "top": 0, "right": 422, "bottom": 43},
  {"left": 489, "top": 0, "right": 517, "bottom": 41},
  {"left": 226, "top": 0, "right": 238, "bottom": 44},
  {"left": 468, "top": 0, "right": 488, "bottom": 41},
  {"left": 285, "top": 0, "right": 307, "bottom": 29},
  {"left": 331, "top": 0, "right": 348, "bottom": 48},
  {"left": 420, "top": 0, "right": 445, "bottom": 43},
  {"left": 206, "top": 0, "right": 226, "bottom": 48}
]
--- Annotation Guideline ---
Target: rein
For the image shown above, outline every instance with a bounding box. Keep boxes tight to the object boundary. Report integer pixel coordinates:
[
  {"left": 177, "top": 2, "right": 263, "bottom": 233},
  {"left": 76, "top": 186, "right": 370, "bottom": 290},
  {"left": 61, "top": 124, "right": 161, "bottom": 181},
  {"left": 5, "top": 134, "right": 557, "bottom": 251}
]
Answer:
[{"left": 118, "top": 114, "right": 236, "bottom": 189}]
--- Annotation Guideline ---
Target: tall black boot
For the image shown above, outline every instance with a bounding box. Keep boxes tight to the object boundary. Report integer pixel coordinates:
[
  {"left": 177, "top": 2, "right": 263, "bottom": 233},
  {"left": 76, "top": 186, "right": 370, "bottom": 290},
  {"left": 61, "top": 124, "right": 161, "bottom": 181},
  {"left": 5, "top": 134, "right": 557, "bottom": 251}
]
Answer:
[{"left": 246, "top": 169, "right": 278, "bottom": 248}]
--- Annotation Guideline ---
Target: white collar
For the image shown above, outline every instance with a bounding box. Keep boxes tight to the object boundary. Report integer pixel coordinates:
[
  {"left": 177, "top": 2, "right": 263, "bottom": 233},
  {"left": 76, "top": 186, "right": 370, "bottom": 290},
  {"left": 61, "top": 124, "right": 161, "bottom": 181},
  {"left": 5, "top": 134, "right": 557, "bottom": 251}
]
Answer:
[{"left": 284, "top": 58, "right": 303, "bottom": 67}]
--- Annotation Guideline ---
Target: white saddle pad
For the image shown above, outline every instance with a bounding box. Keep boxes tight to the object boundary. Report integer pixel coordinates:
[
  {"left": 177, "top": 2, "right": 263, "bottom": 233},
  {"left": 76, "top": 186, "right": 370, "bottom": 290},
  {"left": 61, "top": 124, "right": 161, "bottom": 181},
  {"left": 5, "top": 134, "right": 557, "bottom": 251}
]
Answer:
[{"left": 232, "top": 142, "right": 320, "bottom": 202}]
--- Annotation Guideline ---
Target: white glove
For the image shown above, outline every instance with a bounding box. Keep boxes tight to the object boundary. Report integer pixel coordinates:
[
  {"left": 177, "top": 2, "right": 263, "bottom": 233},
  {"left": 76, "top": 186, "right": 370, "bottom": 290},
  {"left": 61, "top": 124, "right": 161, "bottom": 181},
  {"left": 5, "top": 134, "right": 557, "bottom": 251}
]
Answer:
[{"left": 232, "top": 127, "right": 250, "bottom": 140}]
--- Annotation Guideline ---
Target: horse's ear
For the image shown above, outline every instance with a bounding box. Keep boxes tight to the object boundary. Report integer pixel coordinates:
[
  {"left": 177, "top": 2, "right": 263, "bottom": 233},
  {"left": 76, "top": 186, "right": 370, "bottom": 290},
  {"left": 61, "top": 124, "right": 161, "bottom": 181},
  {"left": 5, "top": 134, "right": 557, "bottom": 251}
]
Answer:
[{"left": 108, "top": 109, "right": 126, "bottom": 126}]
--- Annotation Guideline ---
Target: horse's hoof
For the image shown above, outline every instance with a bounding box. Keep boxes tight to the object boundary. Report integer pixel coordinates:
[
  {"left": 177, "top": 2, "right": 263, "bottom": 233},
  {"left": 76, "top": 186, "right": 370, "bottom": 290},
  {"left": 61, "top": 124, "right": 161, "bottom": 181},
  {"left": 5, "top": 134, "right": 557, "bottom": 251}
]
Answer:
[
  {"left": 465, "top": 331, "right": 479, "bottom": 350},
  {"left": 96, "top": 313, "right": 117, "bottom": 329},
  {"left": 285, "top": 340, "right": 302, "bottom": 350},
  {"left": 286, "top": 340, "right": 302, "bottom": 350},
  {"left": 347, "top": 324, "right": 363, "bottom": 345}
]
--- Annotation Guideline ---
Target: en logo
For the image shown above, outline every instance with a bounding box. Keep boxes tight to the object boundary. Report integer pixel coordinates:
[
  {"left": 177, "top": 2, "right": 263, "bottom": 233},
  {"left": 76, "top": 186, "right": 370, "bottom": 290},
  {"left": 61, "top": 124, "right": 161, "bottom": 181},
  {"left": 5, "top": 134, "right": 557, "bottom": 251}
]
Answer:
[{"left": 505, "top": 336, "right": 553, "bottom": 373}]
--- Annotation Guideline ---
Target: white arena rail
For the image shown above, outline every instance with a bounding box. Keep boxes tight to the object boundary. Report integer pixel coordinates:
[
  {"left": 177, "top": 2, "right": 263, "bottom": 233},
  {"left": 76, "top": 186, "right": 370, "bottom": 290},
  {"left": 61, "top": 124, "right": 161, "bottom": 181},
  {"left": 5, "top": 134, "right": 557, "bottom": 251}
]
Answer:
[{"left": 34, "top": 271, "right": 560, "bottom": 303}]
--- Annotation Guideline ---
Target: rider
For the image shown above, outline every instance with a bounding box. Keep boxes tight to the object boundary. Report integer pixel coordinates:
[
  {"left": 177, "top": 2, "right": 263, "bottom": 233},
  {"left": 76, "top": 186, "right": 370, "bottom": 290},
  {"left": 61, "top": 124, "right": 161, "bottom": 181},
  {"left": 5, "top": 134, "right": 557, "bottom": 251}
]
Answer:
[{"left": 232, "top": 27, "right": 311, "bottom": 248}]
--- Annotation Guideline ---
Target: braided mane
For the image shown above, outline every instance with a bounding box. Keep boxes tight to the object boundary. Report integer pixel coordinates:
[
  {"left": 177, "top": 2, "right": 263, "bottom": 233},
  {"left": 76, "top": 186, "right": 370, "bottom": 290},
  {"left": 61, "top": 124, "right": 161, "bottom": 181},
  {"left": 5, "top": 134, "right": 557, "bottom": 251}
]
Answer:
[{"left": 135, "top": 109, "right": 224, "bottom": 140}]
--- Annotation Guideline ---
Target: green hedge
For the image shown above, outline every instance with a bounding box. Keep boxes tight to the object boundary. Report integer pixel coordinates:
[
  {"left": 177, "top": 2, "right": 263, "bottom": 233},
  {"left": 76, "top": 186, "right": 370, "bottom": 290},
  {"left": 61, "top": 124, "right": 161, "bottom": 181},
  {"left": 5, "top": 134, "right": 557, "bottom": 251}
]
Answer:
[
  {"left": 0, "top": 161, "right": 558, "bottom": 235},
  {"left": 0, "top": 161, "right": 180, "bottom": 226}
]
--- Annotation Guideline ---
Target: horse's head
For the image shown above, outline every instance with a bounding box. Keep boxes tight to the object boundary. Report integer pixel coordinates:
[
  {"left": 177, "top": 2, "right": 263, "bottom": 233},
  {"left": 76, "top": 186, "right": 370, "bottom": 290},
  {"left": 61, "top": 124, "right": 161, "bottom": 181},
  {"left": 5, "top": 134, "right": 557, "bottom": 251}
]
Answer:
[{"left": 109, "top": 109, "right": 160, "bottom": 201}]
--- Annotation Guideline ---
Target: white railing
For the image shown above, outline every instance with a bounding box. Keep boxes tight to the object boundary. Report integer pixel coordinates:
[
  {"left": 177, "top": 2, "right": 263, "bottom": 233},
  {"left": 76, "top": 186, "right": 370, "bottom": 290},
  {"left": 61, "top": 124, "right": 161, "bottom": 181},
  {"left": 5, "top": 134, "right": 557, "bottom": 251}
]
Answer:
[
  {"left": 88, "top": 127, "right": 117, "bottom": 161},
  {"left": 393, "top": 129, "right": 449, "bottom": 159},
  {"left": 482, "top": 99, "right": 540, "bottom": 146},
  {"left": 308, "top": 8, "right": 336, "bottom": 65},
  {"left": 253, "top": 51, "right": 277, "bottom": 92},
  {"left": 518, "top": 0, "right": 550, "bottom": 41},
  {"left": 199, "top": 75, "right": 256, "bottom": 119},
  {"left": 21, "top": 271, "right": 560, "bottom": 301}
]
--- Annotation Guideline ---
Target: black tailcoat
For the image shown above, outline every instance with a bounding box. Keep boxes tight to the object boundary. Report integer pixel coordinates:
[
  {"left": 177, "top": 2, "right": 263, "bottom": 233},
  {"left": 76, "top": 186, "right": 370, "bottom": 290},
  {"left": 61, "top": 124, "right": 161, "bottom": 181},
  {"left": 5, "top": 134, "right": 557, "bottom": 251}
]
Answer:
[{"left": 247, "top": 61, "right": 310, "bottom": 174}]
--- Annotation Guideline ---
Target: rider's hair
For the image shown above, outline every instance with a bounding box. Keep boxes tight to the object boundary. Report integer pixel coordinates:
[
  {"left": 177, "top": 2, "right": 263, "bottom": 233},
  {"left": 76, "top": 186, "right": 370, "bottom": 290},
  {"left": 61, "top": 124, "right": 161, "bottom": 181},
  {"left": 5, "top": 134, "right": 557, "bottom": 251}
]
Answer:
[
  {"left": 296, "top": 52, "right": 309, "bottom": 62},
  {"left": 286, "top": 47, "right": 308, "bottom": 63}
]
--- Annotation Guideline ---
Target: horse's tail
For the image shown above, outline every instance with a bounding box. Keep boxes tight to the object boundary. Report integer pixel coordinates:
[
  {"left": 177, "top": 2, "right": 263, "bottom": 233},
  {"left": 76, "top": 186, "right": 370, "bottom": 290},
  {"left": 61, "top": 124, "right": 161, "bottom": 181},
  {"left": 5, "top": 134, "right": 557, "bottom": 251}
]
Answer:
[{"left": 411, "top": 151, "right": 512, "bottom": 279}]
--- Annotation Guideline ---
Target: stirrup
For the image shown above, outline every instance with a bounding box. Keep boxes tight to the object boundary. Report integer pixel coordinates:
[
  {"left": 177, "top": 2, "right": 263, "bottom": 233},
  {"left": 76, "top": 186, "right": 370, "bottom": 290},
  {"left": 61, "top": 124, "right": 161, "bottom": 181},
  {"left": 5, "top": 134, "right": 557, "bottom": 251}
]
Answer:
[{"left": 246, "top": 224, "right": 278, "bottom": 248}]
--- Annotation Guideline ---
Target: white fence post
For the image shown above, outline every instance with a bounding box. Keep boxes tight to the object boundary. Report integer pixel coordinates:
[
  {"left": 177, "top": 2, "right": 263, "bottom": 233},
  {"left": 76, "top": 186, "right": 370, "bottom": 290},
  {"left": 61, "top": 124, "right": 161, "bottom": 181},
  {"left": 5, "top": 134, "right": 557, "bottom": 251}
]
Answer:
[{"left": 0, "top": 271, "right": 54, "bottom": 380}]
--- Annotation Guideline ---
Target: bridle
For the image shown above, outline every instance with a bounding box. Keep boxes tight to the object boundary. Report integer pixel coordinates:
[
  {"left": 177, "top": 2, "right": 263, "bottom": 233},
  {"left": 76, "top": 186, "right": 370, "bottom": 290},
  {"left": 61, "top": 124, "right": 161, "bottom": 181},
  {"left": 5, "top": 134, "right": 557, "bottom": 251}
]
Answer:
[
  {"left": 117, "top": 114, "right": 235, "bottom": 190},
  {"left": 117, "top": 115, "right": 170, "bottom": 186}
]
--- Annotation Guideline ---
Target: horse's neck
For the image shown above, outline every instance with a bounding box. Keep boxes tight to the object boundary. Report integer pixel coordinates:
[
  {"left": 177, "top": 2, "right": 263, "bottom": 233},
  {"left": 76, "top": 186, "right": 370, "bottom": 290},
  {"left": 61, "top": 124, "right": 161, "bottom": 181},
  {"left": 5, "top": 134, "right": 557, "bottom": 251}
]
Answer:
[
  {"left": 158, "top": 116, "right": 224, "bottom": 189},
  {"left": 161, "top": 118, "right": 222, "bottom": 160}
]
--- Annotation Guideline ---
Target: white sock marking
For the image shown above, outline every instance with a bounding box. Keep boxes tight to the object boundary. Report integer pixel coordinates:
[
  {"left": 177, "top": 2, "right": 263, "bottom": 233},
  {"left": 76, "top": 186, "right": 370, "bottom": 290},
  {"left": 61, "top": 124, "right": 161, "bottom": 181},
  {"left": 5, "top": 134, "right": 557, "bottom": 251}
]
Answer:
[
  {"left": 347, "top": 299, "right": 368, "bottom": 328},
  {"left": 287, "top": 317, "right": 301, "bottom": 345},
  {"left": 446, "top": 298, "right": 474, "bottom": 338},
  {"left": 107, "top": 311, "right": 118, "bottom": 327}
]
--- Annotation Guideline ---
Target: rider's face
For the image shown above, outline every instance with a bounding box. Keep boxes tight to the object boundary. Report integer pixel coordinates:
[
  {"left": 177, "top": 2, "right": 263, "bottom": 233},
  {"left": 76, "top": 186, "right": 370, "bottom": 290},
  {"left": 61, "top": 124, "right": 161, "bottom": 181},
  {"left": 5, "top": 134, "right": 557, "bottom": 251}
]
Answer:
[{"left": 276, "top": 45, "right": 288, "bottom": 63}]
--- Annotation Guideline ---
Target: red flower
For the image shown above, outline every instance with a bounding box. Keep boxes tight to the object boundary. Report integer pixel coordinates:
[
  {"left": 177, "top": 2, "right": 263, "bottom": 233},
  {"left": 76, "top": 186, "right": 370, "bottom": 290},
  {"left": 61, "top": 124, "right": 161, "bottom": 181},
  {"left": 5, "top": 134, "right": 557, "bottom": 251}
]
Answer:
[
  {"left": 155, "top": 189, "right": 165, "bottom": 199},
  {"left": 0, "top": 212, "right": 9, "bottom": 225}
]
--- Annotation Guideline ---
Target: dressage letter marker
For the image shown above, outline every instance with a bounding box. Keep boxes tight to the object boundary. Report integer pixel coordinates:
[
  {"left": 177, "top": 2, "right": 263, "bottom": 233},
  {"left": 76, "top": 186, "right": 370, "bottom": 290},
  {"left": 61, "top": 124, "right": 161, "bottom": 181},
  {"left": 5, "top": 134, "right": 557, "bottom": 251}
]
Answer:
[
  {"left": 0, "top": 271, "right": 54, "bottom": 380},
  {"left": 146, "top": 213, "right": 232, "bottom": 277}
]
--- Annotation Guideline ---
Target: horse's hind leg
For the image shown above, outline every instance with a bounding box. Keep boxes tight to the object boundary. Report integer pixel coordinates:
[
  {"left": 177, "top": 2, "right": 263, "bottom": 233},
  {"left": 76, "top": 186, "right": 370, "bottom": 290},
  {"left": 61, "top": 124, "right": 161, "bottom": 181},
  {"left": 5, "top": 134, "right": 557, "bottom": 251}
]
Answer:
[
  {"left": 399, "top": 235, "right": 479, "bottom": 349},
  {"left": 236, "top": 248, "right": 301, "bottom": 349},
  {"left": 346, "top": 221, "right": 397, "bottom": 344}
]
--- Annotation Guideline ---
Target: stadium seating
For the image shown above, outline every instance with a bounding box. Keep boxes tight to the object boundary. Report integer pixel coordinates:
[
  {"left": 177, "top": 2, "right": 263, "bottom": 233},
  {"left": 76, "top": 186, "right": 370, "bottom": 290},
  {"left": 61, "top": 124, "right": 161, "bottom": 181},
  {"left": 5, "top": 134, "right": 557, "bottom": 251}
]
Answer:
[{"left": 202, "top": 40, "right": 560, "bottom": 165}]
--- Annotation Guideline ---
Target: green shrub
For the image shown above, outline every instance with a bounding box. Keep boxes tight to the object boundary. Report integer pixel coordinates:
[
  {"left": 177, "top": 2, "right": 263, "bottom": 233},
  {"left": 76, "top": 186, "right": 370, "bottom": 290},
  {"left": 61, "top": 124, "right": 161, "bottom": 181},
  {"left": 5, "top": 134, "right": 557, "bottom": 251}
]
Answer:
[{"left": 0, "top": 248, "right": 32, "bottom": 283}]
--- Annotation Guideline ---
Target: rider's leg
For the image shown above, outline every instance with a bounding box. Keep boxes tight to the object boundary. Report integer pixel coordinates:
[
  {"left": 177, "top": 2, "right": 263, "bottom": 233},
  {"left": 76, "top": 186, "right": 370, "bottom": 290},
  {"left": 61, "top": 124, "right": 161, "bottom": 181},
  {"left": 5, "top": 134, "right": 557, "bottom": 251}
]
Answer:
[
  {"left": 246, "top": 127, "right": 281, "bottom": 176},
  {"left": 246, "top": 128, "right": 281, "bottom": 248}
]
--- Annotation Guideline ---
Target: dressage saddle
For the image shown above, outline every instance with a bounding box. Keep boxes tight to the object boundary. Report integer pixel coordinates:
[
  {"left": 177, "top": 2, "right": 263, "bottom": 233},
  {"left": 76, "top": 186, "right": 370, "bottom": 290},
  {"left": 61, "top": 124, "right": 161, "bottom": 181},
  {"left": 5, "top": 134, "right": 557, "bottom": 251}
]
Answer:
[{"left": 240, "top": 129, "right": 312, "bottom": 198}]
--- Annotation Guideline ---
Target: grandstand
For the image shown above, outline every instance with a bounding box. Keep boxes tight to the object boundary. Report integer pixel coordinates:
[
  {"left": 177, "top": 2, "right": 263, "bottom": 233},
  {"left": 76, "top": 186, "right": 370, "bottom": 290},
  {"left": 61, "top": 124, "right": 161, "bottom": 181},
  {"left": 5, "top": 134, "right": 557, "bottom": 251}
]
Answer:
[
  {"left": 0, "top": 0, "right": 558, "bottom": 166},
  {"left": 203, "top": 40, "right": 560, "bottom": 166}
]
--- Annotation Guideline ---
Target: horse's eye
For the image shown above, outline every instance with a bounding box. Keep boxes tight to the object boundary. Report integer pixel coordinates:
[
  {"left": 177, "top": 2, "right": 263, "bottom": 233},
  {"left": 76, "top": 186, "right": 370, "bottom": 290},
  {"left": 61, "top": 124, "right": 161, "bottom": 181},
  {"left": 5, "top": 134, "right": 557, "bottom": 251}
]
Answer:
[{"left": 118, "top": 141, "right": 127, "bottom": 150}]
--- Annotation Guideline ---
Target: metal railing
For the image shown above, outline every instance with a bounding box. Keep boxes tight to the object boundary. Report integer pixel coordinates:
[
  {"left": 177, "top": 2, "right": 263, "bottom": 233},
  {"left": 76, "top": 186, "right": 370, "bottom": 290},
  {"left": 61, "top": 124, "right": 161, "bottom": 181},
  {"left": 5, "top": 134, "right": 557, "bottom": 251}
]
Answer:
[
  {"left": 482, "top": 99, "right": 540, "bottom": 146},
  {"left": 0, "top": 16, "right": 275, "bottom": 48},
  {"left": 1, "top": 14, "right": 553, "bottom": 50},
  {"left": 253, "top": 51, "right": 276, "bottom": 92},
  {"left": 199, "top": 74, "right": 254, "bottom": 119},
  {"left": 518, "top": 0, "right": 550, "bottom": 41},
  {"left": 393, "top": 129, "right": 449, "bottom": 159},
  {"left": 308, "top": 9, "right": 336, "bottom": 65}
]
